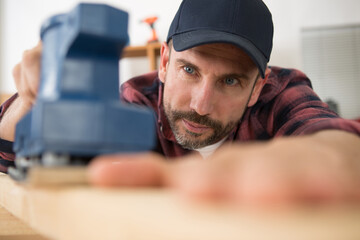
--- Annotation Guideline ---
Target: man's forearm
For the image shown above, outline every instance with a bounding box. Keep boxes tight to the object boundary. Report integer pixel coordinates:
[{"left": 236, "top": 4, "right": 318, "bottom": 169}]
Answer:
[
  {"left": 87, "top": 129, "right": 360, "bottom": 205},
  {"left": 306, "top": 129, "right": 360, "bottom": 163}
]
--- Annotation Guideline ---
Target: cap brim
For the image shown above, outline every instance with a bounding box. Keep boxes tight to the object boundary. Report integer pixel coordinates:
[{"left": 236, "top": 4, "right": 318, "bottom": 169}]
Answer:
[{"left": 171, "top": 30, "right": 267, "bottom": 78}]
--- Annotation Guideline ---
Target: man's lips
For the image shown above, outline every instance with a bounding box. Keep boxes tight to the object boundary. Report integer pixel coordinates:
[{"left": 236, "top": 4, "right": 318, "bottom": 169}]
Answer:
[{"left": 182, "top": 119, "right": 211, "bottom": 134}]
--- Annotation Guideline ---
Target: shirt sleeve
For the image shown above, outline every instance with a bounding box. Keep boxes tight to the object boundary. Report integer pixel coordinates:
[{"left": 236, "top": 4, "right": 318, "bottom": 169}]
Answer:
[
  {"left": 0, "top": 94, "right": 18, "bottom": 173},
  {"left": 271, "top": 79, "right": 360, "bottom": 137},
  {"left": 0, "top": 150, "right": 15, "bottom": 173}
]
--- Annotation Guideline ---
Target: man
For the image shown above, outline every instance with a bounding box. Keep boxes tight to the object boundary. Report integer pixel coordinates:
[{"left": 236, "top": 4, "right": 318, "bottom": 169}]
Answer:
[{"left": 1, "top": 0, "right": 360, "bottom": 205}]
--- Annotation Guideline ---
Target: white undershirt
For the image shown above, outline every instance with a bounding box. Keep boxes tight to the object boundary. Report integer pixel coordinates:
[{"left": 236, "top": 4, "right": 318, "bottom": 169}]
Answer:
[{"left": 194, "top": 138, "right": 227, "bottom": 159}]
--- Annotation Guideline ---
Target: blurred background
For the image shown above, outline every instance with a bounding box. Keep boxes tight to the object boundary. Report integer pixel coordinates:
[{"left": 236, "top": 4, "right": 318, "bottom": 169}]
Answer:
[{"left": 0, "top": 0, "right": 359, "bottom": 119}]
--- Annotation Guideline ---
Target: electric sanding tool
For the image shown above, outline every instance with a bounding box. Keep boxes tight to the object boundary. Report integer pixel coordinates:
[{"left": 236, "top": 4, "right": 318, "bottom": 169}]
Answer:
[{"left": 9, "top": 3, "right": 156, "bottom": 181}]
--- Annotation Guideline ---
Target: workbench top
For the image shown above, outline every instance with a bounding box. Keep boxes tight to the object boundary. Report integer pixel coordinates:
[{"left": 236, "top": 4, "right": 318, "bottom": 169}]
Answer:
[{"left": 1, "top": 172, "right": 360, "bottom": 240}]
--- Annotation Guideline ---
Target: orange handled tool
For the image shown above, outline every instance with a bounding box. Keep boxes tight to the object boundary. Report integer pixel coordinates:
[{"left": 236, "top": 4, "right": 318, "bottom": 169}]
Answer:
[{"left": 142, "top": 16, "right": 159, "bottom": 43}]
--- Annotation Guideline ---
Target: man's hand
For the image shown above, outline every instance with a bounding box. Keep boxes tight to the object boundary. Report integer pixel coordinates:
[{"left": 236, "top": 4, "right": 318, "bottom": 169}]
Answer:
[
  {"left": 88, "top": 130, "right": 360, "bottom": 207},
  {"left": 0, "top": 42, "right": 42, "bottom": 141},
  {"left": 13, "top": 42, "right": 42, "bottom": 107}
]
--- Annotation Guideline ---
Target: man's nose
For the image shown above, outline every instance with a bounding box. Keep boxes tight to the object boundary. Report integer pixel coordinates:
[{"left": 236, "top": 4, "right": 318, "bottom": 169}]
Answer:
[{"left": 189, "top": 81, "right": 215, "bottom": 116}]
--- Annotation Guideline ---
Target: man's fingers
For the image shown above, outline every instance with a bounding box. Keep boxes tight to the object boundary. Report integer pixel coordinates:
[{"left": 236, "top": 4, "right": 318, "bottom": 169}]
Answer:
[
  {"left": 87, "top": 140, "right": 360, "bottom": 207},
  {"left": 21, "top": 44, "right": 41, "bottom": 101},
  {"left": 88, "top": 153, "right": 166, "bottom": 187},
  {"left": 13, "top": 62, "right": 26, "bottom": 98},
  {"left": 22, "top": 43, "right": 42, "bottom": 98},
  {"left": 227, "top": 145, "right": 360, "bottom": 206},
  {"left": 229, "top": 161, "right": 296, "bottom": 207},
  {"left": 12, "top": 42, "right": 42, "bottom": 107},
  {"left": 12, "top": 62, "right": 21, "bottom": 87},
  {"left": 170, "top": 144, "right": 360, "bottom": 207},
  {"left": 166, "top": 157, "right": 219, "bottom": 201}
]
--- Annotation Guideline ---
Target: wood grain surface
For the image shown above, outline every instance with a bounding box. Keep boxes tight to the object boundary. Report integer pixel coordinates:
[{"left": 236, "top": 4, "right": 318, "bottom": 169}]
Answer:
[{"left": 1, "top": 172, "right": 360, "bottom": 240}]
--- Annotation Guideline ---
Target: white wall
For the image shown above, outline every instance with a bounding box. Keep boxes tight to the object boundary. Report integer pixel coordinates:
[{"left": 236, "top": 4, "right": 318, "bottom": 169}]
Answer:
[
  {"left": 266, "top": 0, "right": 360, "bottom": 70},
  {"left": 0, "top": 0, "right": 182, "bottom": 93},
  {"left": 1, "top": 0, "right": 360, "bottom": 94}
]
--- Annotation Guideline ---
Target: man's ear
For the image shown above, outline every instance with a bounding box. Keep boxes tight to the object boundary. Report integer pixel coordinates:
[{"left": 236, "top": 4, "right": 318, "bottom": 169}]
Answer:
[
  {"left": 247, "top": 67, "right": 271, "bottom": 107},
  {"left": 158, "top": 42, "right": 170, "bottom": 83}
]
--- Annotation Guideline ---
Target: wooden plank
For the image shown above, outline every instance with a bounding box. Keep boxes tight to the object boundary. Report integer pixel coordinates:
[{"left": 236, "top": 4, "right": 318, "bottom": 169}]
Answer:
[
  {"left": 146, "top": 43, "right": 159, "bottom": 71},
  {"left": 122, "top": 43, "right": 161, "bottom": 58},
  {"left": 122, "top": 43, "right": 161, "bottom": 71},
  {"left": 1, "top": 172, "right": 360, "bottom": 240},
  {"left": 122, "top": 45, "right": 148, "bottom": 57},
  {"left": 27, "top": 166, "right": 88, "bottom": 187},
  {"left": 0, "top": 197, "right": 49, "bottom": 239}
]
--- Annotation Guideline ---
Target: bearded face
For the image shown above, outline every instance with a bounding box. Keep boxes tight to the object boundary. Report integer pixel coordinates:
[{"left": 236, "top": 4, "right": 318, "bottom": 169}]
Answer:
[{"left": 159, "top": 42, "right": 263, "bottom": 150}]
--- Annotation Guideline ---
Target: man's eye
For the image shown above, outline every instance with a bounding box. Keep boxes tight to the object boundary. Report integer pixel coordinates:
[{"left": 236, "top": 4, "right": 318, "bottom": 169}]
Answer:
[
  {"left": 183, "top": 66, "right": 194, "bottom": 74},
  {"left": 224, "top": 78, "right": 238, "bottom": 86}
]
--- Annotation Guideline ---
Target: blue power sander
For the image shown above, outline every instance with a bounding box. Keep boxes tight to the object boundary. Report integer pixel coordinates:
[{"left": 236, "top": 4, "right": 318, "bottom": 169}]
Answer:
[{"left": 9, "top": 3, "right": 156, "bottom": 181}]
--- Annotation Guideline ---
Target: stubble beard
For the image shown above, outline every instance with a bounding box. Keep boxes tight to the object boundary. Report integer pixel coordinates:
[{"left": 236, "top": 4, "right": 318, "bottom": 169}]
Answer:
[{"left": 163, "top": 101, "right": 239, "bottom": 150}]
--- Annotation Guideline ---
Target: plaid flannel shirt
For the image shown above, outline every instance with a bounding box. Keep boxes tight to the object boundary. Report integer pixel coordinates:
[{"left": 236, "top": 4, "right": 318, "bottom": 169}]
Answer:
[{"left": 1, "top": 66, "right": 360, "bottom": 173}]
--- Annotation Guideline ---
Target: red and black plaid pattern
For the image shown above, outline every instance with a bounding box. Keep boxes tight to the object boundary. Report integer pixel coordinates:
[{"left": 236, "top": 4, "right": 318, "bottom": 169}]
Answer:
[{"left": 1, "top": 67, "right": 360, "bottom": 173}]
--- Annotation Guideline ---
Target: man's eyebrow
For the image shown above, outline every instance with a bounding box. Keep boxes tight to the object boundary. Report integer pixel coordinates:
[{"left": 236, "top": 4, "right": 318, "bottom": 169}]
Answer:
[
  {"left": 175, "top": 58, "right": 254, "bottom": 83},
  {"left": 175, "top": 59, "right": 200, "bottom": 72}
]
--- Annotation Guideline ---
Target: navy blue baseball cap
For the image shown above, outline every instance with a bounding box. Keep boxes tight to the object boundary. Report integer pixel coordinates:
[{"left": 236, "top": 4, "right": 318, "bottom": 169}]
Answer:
[{"left": 167, "top": 0, "right": 273, "bottom": 78}]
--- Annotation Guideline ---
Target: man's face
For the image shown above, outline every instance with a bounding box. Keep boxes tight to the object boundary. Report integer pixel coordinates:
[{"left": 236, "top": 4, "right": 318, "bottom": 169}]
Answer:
[{"left": 159, "top": 43, "right": 265, "bottom": 149}]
